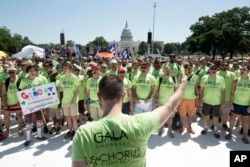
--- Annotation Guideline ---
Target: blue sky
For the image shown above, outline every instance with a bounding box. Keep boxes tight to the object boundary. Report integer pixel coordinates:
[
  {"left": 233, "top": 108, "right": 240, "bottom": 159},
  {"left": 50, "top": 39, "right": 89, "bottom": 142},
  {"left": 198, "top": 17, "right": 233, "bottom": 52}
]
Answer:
[{"left": 0, "top": 0, "right": 249, "bottom": 45}]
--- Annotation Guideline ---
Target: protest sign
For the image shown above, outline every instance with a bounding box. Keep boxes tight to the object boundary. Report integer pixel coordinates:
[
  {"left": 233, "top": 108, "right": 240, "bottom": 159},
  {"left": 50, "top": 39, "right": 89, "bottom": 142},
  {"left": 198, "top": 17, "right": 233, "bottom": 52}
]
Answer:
[{"left": 17, "top": 82, "right": 59, "bottom": 115}]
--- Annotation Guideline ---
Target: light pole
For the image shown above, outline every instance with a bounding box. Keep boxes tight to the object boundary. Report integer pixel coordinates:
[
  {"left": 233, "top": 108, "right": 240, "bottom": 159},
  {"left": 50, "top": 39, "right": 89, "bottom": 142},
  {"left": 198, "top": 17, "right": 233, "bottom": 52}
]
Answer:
[{"left": 152, "top": 2, "right": 156, "bottom": 54}]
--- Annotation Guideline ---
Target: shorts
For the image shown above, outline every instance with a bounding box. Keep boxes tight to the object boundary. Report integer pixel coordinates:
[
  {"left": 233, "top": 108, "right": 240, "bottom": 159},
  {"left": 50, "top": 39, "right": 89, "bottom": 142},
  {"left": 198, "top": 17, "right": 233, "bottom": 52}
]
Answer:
[
  {"left": 122, "top": 102, "right": 130, "bottom": 115},
  {"left": 50, "top": 108, "right": 61, "bottom": 119},
  {"left": 221, "top": 101, "right": 230, "bottom": 112},
  {"left": 25, "top": 111, "right": 42, "bottom": 123},
  {"left": 178, "top": 99, "right": 196, "bottom": 117},
  {"left": 62, "top": 103, "right": 78, "bottom": 117},
  {"left": 78, "top": 100, "right": 85, "bottom": 114},
  {"left": 232, "top": 103, "right": 250, "bottom": 116},
  {"left": 202, "top": 103, "right": 220, "bottom": 117},
  {"left": 89, "top": 105, "right": 103, "bottom": 120}
]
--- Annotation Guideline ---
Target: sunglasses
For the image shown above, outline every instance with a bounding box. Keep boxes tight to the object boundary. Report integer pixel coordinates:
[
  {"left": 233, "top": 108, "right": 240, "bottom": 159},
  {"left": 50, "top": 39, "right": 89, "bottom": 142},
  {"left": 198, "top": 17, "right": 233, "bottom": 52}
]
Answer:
[
  {"left": 119, "top": 71, "right": 125, "bottom": 74},
  {"left": 169, "top": 56, "right": 176, "bottom": 58},
  {"left": 240, "top": 69, "right": 247, "bottom": 71},
  {"left": 210, "top": 68, "right": 217, "bottom": 70},
  {"left": 8, "top": 71, "right": 16, "bottom": 74}
]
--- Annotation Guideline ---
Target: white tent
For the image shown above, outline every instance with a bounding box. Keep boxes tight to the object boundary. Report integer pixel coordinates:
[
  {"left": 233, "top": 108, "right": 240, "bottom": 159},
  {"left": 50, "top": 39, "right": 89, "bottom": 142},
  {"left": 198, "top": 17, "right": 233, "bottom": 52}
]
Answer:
[{"left": 12, "top": 45, "right": 45, "bottom": 58}]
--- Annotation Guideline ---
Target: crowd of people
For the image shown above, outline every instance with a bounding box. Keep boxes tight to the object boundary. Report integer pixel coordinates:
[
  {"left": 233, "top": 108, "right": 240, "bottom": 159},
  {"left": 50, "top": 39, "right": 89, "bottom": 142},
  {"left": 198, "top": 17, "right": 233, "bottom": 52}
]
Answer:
[{"left": 0, "top": 53, "right": 249, "bottom": 147}]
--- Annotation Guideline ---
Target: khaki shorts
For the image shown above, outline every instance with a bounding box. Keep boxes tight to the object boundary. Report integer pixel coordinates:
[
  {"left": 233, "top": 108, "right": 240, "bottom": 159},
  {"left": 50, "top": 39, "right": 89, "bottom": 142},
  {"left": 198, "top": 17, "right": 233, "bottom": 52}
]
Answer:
[
  {"left": 62, "top": 103, "right": 78, "bottom": 116},
  {"left": 50, "top": 108, "right": 62, "bottom": 119},
  {"left": 178, "top": 99, "right": 196, "bottom": 117},
  {"left": 89, "top": 105, "right": 103, "bottom": 120}
]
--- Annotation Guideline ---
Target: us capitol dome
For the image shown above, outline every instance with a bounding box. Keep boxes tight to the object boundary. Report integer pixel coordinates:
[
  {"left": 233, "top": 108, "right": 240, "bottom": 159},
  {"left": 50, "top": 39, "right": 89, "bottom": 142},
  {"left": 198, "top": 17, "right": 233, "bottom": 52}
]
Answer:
[{"left": 109, "top": 21, "right": 140, "bottom": 53}]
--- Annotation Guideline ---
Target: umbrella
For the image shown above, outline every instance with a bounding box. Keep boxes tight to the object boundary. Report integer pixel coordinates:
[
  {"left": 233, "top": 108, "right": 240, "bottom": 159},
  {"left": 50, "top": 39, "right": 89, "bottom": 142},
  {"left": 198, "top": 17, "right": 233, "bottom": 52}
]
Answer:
[
  {"left": 96, "top": 52, "right": 114, "bottom": 58},
  {"left": 0, "top": 51, "right": 8, "bottom": 57}
]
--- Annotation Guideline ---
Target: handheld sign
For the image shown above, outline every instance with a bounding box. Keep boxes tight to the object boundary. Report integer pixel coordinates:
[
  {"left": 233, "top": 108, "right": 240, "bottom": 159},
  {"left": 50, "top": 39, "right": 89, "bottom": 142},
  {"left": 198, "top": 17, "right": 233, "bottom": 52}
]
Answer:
[{"left": 17, "top": 82, "right": 59, "bottom": 115}]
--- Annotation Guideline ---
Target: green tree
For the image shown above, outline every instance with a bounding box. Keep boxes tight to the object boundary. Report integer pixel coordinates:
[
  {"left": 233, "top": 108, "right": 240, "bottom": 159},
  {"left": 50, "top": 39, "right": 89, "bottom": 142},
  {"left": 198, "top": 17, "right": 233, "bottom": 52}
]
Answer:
[
  {"left": 186, "top": 7, "right": 250, "bottom": 59},
  {"left": 137, "top": 41, "right": 148, "bottom": 55}
]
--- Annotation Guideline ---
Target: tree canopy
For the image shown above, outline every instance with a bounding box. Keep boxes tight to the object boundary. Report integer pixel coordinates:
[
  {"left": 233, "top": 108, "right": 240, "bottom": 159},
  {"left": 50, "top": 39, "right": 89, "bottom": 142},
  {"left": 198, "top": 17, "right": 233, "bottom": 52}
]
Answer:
[{"left": 186, "top": 6, "right": 250, "bottom": 59}]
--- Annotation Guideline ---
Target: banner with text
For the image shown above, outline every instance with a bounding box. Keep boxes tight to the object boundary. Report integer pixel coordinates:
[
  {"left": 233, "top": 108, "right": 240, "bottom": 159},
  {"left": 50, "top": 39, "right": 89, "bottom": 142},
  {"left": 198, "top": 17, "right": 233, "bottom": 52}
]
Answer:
[{"left": 17, "top": 83, "right": 59, "bottom": 115}]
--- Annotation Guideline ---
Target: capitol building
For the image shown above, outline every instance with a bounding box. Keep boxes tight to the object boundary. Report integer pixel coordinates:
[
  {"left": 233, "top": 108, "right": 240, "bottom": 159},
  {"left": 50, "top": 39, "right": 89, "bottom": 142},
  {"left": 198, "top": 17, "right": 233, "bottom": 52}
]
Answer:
[{"left": 109, "top": 21, "right": 141, "bottom": 53}]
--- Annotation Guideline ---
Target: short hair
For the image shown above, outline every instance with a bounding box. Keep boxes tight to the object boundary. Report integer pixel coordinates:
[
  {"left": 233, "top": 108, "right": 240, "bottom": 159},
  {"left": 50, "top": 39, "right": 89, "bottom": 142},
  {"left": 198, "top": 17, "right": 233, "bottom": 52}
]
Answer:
[
  {"left": 26, "top": 65, "right": 35, "bottom": 73},
  {"left": 99, "top": 74, "right": 123, "bottom": 101}
]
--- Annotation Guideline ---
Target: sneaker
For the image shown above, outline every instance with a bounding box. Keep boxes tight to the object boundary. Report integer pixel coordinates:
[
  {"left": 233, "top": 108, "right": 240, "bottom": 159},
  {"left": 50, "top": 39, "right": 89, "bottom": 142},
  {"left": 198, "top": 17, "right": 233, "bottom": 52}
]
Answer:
[
  {"left": 49, "top": 127, "right": 57, "bottom": 134},
  {"left": 225, "top": 134, "right": 232, "bottom": 140},
  {"left": 24, "top": 140, "right": 31, "bottom": 146},
  {"left": 55, "top": 127, "right": 61, "bottom": 135},
  {"left": 222, "top": 124, "right": 229, "bottom": 131},
  {"left": 201, "top": 128, "right": 208, "bottom": 135},
  {"left": 18, "top": 129, "right": 24, "bottom": 136},
  {"left": 64, "top": 131, "right": 73, "bottom": 139},
  {"left": 214, "top": 130, "right": 220, "bottom": 138},
  {"left": 158, "top": 127, "right": 164, "bottom": 136},
  {"left": 248, "top": 129, "right": 250, "bottom": 136},
  {"left": 31, "top": 126, "right": 37, "bottom": 133},
  {"left": 187, "top": 126, "right": 195, "bottom": 134},
  {"left": 167, "top": 130, "right": 174, "bottom": 138},
  {"left": 37, "top": 136, "right": 47, "bottom": 141},
  {"left": 4, "top": 130, "right": 10, "bottom": 138},
  {"left": 241, "top": 137, "right": 249, "bottom": 144},
  {"left": 44, "top": 126, "right": 48, "bottom": 134}
]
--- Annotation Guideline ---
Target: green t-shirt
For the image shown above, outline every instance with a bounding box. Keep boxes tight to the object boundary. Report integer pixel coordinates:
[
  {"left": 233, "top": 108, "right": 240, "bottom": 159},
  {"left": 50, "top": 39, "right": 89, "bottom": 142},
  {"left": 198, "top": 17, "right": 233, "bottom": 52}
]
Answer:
[
  {"left": 167, "top": 62, "right": 181, "bottom": 79},
  {"left": 150, "top": 68, "right": 161, "bottom": 79},
  {"left": 233, "top": 77, "right": 250, "bottom": 106},
  {"left": 157, "top": 76, "right": 177, "bottom": 104},
  {"left": 122, "top": 77, "right": 132, "bottom": 103},
  {"left": 182, "top": 74, "right": 198, "bottom": 99},
  {"left": 7, "top": 79, "right": 19, "bottom": 106},
  {"left": 106, "top": 70, "right": 117, "bottom": 76},
  {"left": 72, "top": 112, "right": 160, "bottom": 167},
  {"left": 59, "top": 73, "right": 80, "bottom": 104},
  {"left": 0, "top": 72, "right": 8, "bottom": 83},
  {"left": 200, "top": 75, "right": 225, "bottom": 105},
  {"left": 86, "top": 76, "right": 102, "bottom": 106},
  {"left": 37, "top": 74, "right": 48, "bottom": 85},
  {"left": 18, "top": 71, "right": 27, "bottom": 79},
  {"left": 78, "top": 75, "right": 86, "bottom": 100},
  {"left": 126, "top": 70, "right": 140, "bottom": 81},
  {"left": 19, "top": 77, "right": 44, "bottom": 90},
  {"left": 132, "top": 74, "right": 156, "bottom": 100},
  {"left": 217, "top": 71, "right": 236, "bottom": 101}
]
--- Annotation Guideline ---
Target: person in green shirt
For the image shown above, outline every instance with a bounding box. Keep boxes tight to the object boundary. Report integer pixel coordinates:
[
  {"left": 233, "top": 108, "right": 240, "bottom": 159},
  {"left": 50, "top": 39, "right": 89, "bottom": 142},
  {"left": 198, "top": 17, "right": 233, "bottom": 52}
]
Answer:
[
  {"left": 1, "top": 67, "right": 23, "bottom": 138},
  {"left": 72, "top": 74, "right": 187, "bottom": 167},
  {"left": 178, "top": 63, "right": 199, "bottom": 135},
  {"left": 226, "top": 64, "right": 250, "bottom": 144},
  {"left": 19, "top": 65, "right": 47, "bottom": 146},
  {"left": 117, "top": 67, "right": 133, "bottom": 115},
  {"left": 200, "top": 64, "right": 225, "bottom": 139},
  {"left": 106, "top": 59, "right": 118, "bottom": 75},
  {"left": 0, "top": 63, "right": 10, "bottom": 96},
  {"left": 132, "top": 62, "right": 157, "bottom": 114},
  {"left": 217, "top": 61, "right": 236, "bottom": 131},
  {"left": 59, "top": 62, "right": 80, "bottom": 140},
  {"left": 126, "top": 60, "right": 140, "bottom": 81},
  {"left": 84, "top": 65, "right": 102, "bottom": 121},
  {"left": 73, "top": 66, "right": 87, "bottom": 126},
  {"left": 155, "top": 64, "right": 178, "bottom": 137}
]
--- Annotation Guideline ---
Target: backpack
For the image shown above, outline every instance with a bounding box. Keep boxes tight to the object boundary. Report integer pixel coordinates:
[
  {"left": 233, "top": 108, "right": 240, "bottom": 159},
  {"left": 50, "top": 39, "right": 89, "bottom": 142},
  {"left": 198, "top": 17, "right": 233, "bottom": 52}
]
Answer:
[{"left": 4, "top": 77, "right": 22, "bottom": 92}]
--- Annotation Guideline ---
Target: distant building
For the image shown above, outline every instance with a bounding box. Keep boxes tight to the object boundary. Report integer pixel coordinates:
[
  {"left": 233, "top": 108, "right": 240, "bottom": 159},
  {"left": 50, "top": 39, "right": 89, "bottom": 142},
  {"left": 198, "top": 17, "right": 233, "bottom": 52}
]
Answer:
[{"left": 109, "top": 21, "right": 140, "bottom": 53}]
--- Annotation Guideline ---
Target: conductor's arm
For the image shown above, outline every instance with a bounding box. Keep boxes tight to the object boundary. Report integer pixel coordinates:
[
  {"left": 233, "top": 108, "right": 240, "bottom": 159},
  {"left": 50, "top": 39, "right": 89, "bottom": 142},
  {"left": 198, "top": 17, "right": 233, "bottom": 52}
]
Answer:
[{"left": 153, "top": 76, "right": 187, "bottom": 127}]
